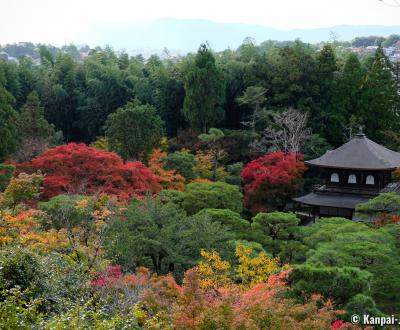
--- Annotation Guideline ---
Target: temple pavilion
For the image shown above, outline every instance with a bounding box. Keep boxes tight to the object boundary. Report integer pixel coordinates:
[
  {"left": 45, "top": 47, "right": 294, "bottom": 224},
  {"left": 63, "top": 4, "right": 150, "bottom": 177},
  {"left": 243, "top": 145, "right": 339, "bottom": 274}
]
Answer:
[{"left": 294, "top": 131, "right": 400, "bottom": 220}]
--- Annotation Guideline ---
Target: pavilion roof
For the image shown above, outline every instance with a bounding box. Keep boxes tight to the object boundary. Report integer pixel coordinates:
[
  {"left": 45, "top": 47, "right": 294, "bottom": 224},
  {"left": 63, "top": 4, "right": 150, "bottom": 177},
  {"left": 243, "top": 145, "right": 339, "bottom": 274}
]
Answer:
[
  {"left": 306, "top": 133, "right": 400, "bottom": 170},
  {"left": 293, "top": 192, "right": 371, "bottom": 209}
]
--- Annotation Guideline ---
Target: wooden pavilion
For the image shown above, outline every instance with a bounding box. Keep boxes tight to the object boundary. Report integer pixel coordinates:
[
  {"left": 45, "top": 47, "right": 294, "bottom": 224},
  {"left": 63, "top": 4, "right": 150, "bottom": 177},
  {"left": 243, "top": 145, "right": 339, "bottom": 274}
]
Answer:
[{"left": 294, "top": 131, "right": 400, "bottom": 220}]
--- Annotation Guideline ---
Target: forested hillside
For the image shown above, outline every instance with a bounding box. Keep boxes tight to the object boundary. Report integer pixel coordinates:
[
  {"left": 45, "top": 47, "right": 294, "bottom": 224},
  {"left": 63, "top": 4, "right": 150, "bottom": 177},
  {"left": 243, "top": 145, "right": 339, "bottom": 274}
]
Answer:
[{"left": 0, "top": 40, "right": 400, "bottom": 328}]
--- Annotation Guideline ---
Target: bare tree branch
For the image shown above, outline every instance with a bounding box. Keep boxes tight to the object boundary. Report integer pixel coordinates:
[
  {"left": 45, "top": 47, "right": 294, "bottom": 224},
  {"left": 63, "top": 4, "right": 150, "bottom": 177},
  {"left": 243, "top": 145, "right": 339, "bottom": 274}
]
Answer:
[{"left": 250, "top": 108, "right": 311, "bottom": 153}]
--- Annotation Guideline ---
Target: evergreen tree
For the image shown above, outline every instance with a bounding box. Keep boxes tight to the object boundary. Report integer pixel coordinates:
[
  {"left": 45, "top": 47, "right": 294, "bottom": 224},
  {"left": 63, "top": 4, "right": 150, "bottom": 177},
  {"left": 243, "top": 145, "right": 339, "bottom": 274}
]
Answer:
[
  {"left": 316, "top": 45, "right": 342, "bottom": 146},
  {"left": 104, "top": 100, "right": 165, "bottom": 160},
  {"left": 183, "top": 44, "right": 225, "bottom": 132},
  {"left": 0, "top": 69, "right": 18, "bottom": 161},
  {"left": 360, "top": 46, "right": 398, "bottom": 141},
  {"left": 15, "top": 91, "right": 55, "bottom": 161},
  {"left": 336, "top": 53, "right": 365, "bottom": 141}
]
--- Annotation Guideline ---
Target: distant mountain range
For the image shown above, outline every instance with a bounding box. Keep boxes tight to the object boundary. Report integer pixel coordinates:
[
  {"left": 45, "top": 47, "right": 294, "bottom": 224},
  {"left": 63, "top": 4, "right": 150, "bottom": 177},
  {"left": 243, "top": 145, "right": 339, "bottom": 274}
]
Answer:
[{"left": 83, "top": 18, "right": 400, "bottom": 54}]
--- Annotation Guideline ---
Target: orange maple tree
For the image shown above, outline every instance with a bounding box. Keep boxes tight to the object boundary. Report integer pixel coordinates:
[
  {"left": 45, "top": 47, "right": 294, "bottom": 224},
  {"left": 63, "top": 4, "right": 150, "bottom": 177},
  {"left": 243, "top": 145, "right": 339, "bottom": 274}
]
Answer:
[{"left": 148, "top": 148, "right": 185, "bottom": 191}]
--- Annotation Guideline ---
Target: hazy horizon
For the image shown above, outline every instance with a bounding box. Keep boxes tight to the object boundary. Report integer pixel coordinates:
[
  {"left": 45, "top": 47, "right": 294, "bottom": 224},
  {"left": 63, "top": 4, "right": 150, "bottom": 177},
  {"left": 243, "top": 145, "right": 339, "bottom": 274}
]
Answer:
[{"left": 1, "top": 0, "right": 400, "bottom": 47}]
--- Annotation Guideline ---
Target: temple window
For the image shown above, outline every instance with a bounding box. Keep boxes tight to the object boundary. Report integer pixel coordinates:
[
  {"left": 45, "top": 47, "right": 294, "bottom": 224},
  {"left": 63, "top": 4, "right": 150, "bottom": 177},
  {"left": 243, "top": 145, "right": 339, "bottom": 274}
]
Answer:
[
  {"left": 348, "top": 174, "right": 357, "bottom": 184},
  {"left": 366, "top": 175, "right": 375, "bottom": 185},
  {"left": 330, "top": 173, "right": 339, "bottom": 183}
]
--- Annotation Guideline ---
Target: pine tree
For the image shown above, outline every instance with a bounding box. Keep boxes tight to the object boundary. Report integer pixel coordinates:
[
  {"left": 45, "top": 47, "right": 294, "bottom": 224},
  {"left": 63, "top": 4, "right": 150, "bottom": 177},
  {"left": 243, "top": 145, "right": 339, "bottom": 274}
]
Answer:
[{"left": 183, "top": 44, "right": 225, "bottom": 132}]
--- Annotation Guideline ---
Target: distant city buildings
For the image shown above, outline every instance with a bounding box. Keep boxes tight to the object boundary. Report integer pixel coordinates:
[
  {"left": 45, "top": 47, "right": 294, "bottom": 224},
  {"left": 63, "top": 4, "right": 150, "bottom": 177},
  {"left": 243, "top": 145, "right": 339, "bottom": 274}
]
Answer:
[{"left": 345, "top": 43, "right": 400, "bottom": 61}]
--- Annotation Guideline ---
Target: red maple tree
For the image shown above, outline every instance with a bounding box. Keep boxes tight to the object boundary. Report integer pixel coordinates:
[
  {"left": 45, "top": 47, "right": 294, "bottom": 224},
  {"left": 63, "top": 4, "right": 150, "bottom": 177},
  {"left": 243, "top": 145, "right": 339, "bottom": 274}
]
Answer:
[
  {"left": 17, "top": 143, "right": 161, "bottom": 200},
  {"left": 241, "top": 151, "right": 306, "bottom": 214}
]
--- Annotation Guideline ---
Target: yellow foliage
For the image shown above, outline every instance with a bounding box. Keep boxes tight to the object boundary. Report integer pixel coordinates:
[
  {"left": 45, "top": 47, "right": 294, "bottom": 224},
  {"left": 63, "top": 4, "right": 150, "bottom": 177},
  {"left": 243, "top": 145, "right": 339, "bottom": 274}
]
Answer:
[
  {"left": 159, "top": 137, "right": 169, "bottom": 152},
  {"left": 193, "top": 151, "right": 227, "bottom": 181},
  {"left": 0, "top": 209, "right": 67, "bottom": 250},
  {"left": 197, "top": 249, "right": 232, "bottom": 290},
  {"left": 148, "top": 149, "right": 185, "bottom": 191},
  {"left": 0, "top": 172, "right": 43, "bottom": 208},
  {"left": 197, "top": 245, "right": 280, "bottom": 291},
  {"left": 235, "top": 245, "right": 279, "bottom": 287},
  {"left": 90, "top": 136, "right": 109, "bottom": 150},
  {"left": 191, "top": 178, "right": 212, "bottom": 184},
  {"left": 75, "top": 198, "right": 89, "bottom": 209}
]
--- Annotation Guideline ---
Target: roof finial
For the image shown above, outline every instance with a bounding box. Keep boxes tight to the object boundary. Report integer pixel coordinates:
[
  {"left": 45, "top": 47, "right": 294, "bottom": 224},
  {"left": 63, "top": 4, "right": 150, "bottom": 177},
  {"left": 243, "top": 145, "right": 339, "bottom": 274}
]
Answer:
[{"left": 356, "top": 126, "right": 365, "bottom": 138}]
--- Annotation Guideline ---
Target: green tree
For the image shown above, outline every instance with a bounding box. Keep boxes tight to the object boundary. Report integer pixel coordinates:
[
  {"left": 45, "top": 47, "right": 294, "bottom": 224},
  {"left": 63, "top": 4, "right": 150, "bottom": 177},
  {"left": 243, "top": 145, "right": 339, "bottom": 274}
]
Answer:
[
  {"left": 0, "top": 69, "right": 18, "bottom": 162},
  {"left": 270, "top": 41, "right": 318, "bottom": 114},
  {"left": 39, "top": 195, "right": 94, "bottom": 230},
  {"left": 183, "top": 44, "right": 225, "bottom": 132},
  {"left": 316, "top": 45, "right": 341, "bottom": 145},
  {"left": 252, "top": 212, "right": 299, "bottom": 257},
  {"left": 164, "top": 150, "right": 197, "bottom": 181},
  {"left": 236, "top": 85, "right": 267, "bottom": 131},
  {"left": 104, "top": 101, "right": 165, "bottom": 160},
  {"left": 105, "top": 197, "right": 233, "bottom": 279},
  {"left": 16, "top": 56, "right": 38, "bottom": 108},
  {"left": 182, "top": 182, "right": 243, "bottom": 215},
  {"left": 15, "top": 91, "right": 55, "bottom": 161},
  {"left": 301, "top": 134, "right": 331, "bottom": 160},
  {"left": 355, "top": 192, "right": 400, "bottom": 223},
  {"left": 334, "top": 53, "right": 366, "bottom": 141},
  {"left": 361, "top": 46, "right": 398, "bottom": 141},
  {"left": 78, "top": 48, "right": 132, "bottom": 141},
  {"left": 288, "top": 264, "right": 373, "bottom": 307},
  {"left": 300, "top": 217, "right": 400, "bottom": 313},
  {"left": 223, "top": 162, "right": 244, "bottom": 188},
  {"left": 194, "top": 208, "right": 250, "bottom": 240}
]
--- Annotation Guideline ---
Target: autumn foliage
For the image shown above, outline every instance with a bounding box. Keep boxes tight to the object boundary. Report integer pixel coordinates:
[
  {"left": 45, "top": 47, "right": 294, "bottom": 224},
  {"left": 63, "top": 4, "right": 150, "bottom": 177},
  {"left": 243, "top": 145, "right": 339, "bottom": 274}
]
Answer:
[
  {"left": 131, "top": 267, "right": 351, "bottom": 330},
  {"left": 241, "top": 151, "right": 306, "bottom": 214},
  {"left": 0, "top": 209, "right": 67, "bottom": 249},
  {"left": 16, "top": 143, "right": 161, "bottom": 200},
  {"left": 148, "top": 148, "right": 185, "bottom": 191}
]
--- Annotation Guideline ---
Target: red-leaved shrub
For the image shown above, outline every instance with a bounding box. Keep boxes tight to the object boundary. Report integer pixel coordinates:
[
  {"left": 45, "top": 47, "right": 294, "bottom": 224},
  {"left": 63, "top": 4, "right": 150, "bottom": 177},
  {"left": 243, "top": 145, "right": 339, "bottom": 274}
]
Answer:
[
  {"left": 241, "top": 151, "right": 306, "bottom": 214},
  {"left": 17, "top": 143, "right": 161, "bottom": 200}
]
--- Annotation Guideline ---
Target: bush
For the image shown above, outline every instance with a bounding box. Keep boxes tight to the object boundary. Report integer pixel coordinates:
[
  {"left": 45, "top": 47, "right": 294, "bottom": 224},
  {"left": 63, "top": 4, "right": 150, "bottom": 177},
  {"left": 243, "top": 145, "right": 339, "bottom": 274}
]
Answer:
[
  {"left": 194, "top": 208, "right": 250, "bottom": 239},
  {"left": 0, "top": 247, "right": 41, "bottom": 293},
  {"left": 182, "top": 182, "right": 243, "bottom": 215},
  {"left": 288, "top": 264, "right": 373, "bottom": 306},
  {"left": 164, "top": 150, "right": 197, "bottom": 181}
]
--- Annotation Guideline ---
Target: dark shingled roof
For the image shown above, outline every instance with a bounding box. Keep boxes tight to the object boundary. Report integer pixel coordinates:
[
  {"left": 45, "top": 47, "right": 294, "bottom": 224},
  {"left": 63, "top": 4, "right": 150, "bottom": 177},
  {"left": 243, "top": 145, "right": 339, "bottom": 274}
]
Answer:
[
  {"left": 306, "top": 133, "right": 400, "bottom": 170},
  {"left": 293, "top": 192, "right": 371, "bottom": 209}
]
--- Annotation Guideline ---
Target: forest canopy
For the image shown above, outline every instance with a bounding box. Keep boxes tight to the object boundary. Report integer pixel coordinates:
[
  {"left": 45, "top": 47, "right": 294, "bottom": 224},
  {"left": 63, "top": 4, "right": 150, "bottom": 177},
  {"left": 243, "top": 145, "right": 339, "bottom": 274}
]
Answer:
[{"left": 0, "top": 38, "right": 400, "bottom": 329}]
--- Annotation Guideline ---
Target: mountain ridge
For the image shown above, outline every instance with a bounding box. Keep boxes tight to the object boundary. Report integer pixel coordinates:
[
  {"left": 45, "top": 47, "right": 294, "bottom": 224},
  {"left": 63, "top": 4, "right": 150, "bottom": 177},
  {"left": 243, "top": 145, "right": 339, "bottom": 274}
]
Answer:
[{"left": 83, "top": 18, "right": 400, "bottom": 52}]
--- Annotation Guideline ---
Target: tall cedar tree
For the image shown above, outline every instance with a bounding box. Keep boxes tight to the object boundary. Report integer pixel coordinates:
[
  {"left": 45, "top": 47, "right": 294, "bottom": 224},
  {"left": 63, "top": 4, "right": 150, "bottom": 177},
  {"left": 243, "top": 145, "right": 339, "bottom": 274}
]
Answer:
[
  {"left": 316, "top": 45, "right": 342, "bottom": 146},
  {"left": 336, "top": 53, "right": 365, "bottom": 139},
  {"left": 40, "top": 52, "right": 80, "bottom": 142},
  {"left": 15, "top": 91, "right": 55, "bottom": 161},
  {"left": 183, "top": 44, "right": 225, "bottom": 132},
  {"left": 0, "top": 69, "right": 18, "bottom": 161},
  {"left": 361, "top": 46, "right": 398, "bottom": 141}
]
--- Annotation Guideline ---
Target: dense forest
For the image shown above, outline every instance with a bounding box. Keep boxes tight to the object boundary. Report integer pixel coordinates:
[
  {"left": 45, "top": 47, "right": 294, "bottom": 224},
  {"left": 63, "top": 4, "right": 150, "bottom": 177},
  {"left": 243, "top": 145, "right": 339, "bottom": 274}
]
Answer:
[{"left": 0, "top": 38, "right": 400, "bottom": 329}]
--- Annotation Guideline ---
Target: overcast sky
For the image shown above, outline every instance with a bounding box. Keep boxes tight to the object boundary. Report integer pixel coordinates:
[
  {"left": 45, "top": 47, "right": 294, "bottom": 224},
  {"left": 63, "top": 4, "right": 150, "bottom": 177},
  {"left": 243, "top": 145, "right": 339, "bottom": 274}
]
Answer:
[{"left": 1, "top": 0, "right": 399, "bottom": 45}]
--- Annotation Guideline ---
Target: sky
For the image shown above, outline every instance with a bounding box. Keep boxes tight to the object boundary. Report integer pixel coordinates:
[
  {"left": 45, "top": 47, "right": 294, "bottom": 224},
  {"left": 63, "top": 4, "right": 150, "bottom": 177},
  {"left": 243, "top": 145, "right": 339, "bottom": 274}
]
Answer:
[{"left": 1, "top": 0, "right": 399, "bottom": 45}]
